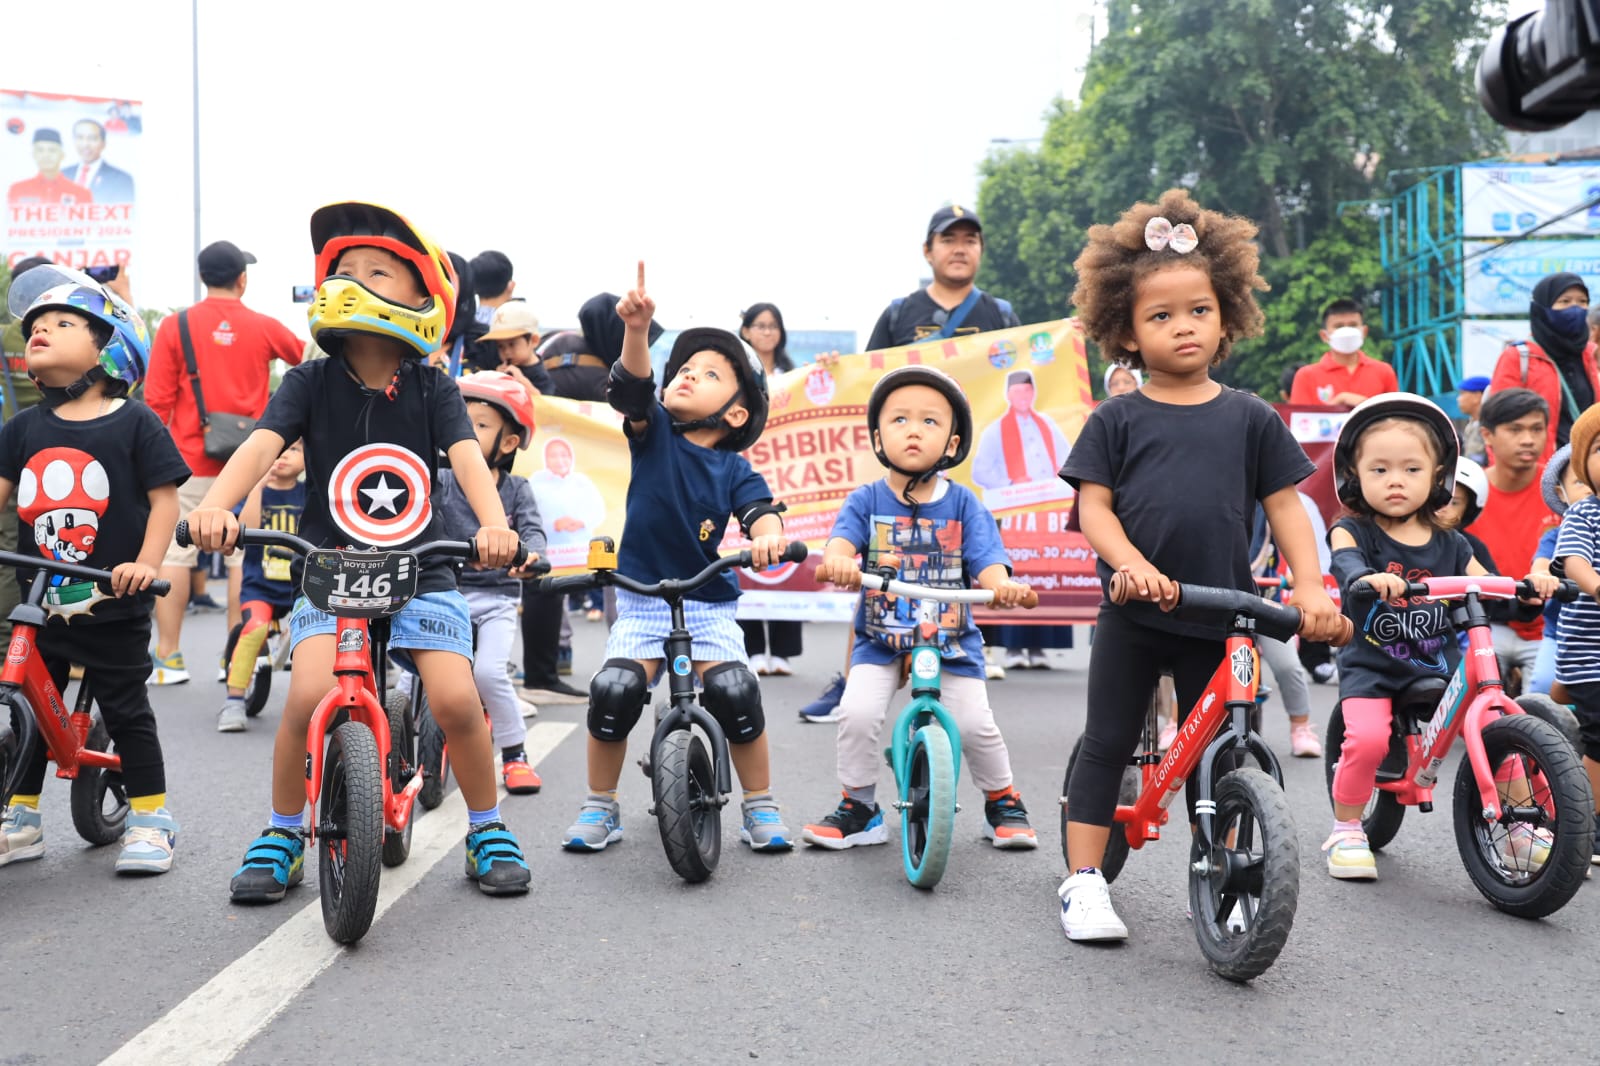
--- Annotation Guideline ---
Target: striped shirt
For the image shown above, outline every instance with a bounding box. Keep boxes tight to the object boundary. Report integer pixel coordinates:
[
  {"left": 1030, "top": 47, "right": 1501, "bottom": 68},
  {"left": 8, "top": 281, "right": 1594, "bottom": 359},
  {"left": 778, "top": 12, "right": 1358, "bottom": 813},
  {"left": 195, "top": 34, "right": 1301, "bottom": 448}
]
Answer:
[{"left": 1555, "top": 496, "right": 1600, "bottom": 684}]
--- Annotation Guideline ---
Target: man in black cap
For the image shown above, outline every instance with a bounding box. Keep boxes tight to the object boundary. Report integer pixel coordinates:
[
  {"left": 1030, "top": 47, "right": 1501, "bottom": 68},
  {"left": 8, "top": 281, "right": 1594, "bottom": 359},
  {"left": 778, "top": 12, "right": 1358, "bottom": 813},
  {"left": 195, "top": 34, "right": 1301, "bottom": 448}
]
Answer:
[
  {"left": 465, "top": 250, "right": 517, "bottom": 372},
  {"left": 143, "top": 240, "right": 304, "bottom": 691},
  {"left": 7, "top": 129, "right": 93, "bottom": 204},
  {"left": 863, "top": 204, "right": 1020, "bottom": 351}
]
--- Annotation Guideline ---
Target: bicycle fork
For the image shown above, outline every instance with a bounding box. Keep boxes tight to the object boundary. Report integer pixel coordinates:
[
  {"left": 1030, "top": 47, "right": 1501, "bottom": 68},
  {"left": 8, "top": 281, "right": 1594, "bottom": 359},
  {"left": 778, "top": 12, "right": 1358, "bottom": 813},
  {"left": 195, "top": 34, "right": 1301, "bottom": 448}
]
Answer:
[{"left": 643, "top": 616, "right": 733, "bottom": 800}]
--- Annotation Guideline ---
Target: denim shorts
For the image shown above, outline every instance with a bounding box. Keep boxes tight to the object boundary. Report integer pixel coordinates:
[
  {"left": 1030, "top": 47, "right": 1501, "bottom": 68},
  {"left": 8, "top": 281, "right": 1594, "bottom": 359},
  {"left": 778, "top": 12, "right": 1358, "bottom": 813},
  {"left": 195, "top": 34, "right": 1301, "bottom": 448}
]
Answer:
[{"left": 288, "top": 588, "right": 474, "bottom": 667}]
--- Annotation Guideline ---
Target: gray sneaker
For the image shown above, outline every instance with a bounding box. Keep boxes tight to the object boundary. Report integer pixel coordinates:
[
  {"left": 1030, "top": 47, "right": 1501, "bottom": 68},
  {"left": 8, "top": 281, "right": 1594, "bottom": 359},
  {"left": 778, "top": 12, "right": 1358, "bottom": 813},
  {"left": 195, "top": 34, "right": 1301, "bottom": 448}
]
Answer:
[
  {"left": 740, "top": 793, "right": 794, "bottom": 851},
  {"left": 0, "top": 803, "right": 44, "bottom": 866},
  {"left": 561, "top": 794, "right": 623, "bottom": 851},
  {"left": 217, "top": 700, "right": 248, "bottom": 733}
]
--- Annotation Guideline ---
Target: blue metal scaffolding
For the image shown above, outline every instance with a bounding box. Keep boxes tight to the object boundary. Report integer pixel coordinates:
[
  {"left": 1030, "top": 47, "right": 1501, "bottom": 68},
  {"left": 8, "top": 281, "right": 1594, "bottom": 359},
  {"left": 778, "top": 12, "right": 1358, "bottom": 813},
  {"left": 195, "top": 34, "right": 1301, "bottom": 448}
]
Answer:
[{"left": 1380, "top": 166, "right": 1463, "bottom": 399}]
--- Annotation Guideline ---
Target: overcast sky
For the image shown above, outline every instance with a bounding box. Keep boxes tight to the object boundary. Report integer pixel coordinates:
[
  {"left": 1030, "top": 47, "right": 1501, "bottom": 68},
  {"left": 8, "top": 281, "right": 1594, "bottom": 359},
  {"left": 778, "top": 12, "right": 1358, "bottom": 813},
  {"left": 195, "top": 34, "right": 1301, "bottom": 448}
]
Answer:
[{"left": 7, "top": 0, "right": 1095, "bottom": 344}]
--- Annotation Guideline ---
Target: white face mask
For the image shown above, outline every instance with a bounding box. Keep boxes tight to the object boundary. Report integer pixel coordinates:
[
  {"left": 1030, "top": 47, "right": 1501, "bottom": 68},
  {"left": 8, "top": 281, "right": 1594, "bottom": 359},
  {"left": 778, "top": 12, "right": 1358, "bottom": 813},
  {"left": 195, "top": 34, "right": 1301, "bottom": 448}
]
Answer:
[{"left": 1327, "top": 326, "right": 1364, "bottom": 354}]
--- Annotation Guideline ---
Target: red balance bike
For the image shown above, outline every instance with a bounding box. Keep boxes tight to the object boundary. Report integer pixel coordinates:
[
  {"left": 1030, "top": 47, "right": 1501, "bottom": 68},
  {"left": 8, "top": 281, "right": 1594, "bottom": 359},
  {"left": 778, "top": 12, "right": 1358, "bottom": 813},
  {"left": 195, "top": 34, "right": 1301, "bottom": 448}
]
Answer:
[
  {"left": 1325, "top": 576, "right": 1595, "bottom": 918},
  {"left": 1061, "top": 573, "right": 1354, "bottom": 981},
  {"left": 176, "top": 522, "right": 530, "bottom": 943},
  {"left": 0, "top": 552, "right": 172, "bottom": 844}
]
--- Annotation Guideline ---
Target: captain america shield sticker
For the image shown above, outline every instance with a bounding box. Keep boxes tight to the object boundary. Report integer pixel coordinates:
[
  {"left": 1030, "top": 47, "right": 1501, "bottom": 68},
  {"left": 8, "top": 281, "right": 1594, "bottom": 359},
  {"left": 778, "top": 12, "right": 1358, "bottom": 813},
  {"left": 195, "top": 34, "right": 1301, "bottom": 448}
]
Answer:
[{"left": 328, "top": 444, "right": 432, "bottom": 546}]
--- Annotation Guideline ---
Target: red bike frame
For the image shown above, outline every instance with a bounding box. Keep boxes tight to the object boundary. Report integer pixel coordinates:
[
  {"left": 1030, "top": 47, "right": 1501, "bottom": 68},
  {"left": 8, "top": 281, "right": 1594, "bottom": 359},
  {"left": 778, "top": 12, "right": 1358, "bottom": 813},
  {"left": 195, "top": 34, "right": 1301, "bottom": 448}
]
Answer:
[
  {"left": 1117, "top": 631, "right": 1259, "bottom": 848},
  {"left": 1368, "top": 575, "right": 1530, "bottom": 822},
  {"left": 1, "top": 618, "right": 114, "bottom": 779},
  {"left": 302, "top": 617, "right": 422, "bottom": 845}
]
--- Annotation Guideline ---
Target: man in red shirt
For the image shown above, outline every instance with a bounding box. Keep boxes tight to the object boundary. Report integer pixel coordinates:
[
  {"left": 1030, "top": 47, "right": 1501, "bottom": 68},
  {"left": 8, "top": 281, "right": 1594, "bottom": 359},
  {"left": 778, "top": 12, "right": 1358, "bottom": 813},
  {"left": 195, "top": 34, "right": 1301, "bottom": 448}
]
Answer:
[
  {"left": 1467, "top": 388, "right": 1559, "bottom": 687},
  {"left": 6, "top": 128, "right": 92, "bottom": 205},
  {"left": 1289, "top": 299, "right": 1399, "bottom": 407},
  {"left": 143, "top": 241, "right": 303, "bottom": 687}
]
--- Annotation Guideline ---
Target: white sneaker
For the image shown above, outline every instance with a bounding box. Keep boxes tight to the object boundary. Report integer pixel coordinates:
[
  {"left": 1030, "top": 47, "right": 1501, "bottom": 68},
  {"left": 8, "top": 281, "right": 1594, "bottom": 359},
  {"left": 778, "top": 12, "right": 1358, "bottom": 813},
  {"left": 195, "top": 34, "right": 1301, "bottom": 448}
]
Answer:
[
  {"left": 0, "top": 804, "right": 44, "bottom": 866},
  {"left": 752, "top": 654, "right": 772, "bottom": 676},
  {"left": 1058, "top": 870, "right": 1129, "bottom": 941},
  {"left": 518, "top": 697, "right": 539, "bottom": 720},
  {"left": 766, "top": 656, "right": 792, "bottom": 676},
  {"left": 984, "top": 647, "right": 1006, "bottom": 681},
  {"left": 1003, "top": 650, "right": 1029, "bottom": 670},
  {"left": 1027, "top": 649, "right": 1052, "bottom": 670}
]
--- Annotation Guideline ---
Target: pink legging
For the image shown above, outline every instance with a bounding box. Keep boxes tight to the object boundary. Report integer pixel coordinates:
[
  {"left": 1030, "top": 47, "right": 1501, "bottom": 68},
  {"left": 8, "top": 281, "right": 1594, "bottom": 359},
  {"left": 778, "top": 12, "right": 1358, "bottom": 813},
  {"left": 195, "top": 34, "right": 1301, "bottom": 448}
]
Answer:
[
  {"left": 1334, "top": 695, "right": 1529, "bottom": 807},
  {"left": 1332, "top": 698, "right": 1395, "bottom": 807}
]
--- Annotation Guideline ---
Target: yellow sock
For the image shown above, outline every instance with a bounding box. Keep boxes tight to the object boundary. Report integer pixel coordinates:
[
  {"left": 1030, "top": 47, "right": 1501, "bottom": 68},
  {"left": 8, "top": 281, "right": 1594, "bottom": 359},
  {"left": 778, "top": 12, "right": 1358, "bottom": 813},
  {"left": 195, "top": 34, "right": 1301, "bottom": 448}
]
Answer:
[
  {"left": 129, "top": 793, "right": 166, "bottom": 814},
  {"left": 743, "top": 789, "right": 772, "bottom": 800},
  {"left": 593, "top": 789, "right": 617, "bottom": 800},
  {"left": 10, "top": 794, "right": 40, "bottom": 810}
]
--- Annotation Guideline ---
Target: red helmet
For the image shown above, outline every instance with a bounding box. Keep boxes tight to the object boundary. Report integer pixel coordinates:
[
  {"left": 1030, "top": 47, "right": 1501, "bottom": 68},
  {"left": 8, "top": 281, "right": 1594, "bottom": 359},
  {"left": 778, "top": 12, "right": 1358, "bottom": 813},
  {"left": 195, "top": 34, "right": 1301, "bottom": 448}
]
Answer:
[{"left": 457, "top": 371, "right": 535, "bottom": 449}]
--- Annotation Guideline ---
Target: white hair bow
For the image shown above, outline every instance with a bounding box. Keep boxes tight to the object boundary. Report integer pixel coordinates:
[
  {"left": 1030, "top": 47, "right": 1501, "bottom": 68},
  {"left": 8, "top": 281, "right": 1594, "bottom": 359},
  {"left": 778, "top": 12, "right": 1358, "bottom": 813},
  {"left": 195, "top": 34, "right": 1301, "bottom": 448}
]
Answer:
[{"left": 1144, "top": 216, "right": 1198, "bottom": 254}]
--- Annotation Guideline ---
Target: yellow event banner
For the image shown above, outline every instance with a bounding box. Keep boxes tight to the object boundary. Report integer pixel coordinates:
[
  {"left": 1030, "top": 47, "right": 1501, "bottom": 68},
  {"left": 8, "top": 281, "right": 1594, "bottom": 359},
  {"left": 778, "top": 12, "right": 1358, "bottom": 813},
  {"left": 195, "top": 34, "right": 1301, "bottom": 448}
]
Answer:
[{"left": 512, "top": 319, "right": 1099, "bottom": 622}]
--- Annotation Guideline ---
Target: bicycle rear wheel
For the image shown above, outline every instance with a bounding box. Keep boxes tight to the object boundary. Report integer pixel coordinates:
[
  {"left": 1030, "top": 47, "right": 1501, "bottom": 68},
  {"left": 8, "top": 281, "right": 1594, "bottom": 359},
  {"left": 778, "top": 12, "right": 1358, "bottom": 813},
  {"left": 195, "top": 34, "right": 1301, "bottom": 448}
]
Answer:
[
  {"left": 382, "top": 692, "right": 416, "bottom": 868},
  {"left": 415, "top": 688, "right": 448, "bottom": 810},
  {"left": 902, "top": 725, "right": 956, "bottom": 889},
  {"left": 1323, "top": 705, "right": 1405, "bottom": 850},
  {"left": 652, "top": 729, "right": 721, "bottom": 883},
  {"left": 318, "top": 721, "right": 383, "bottom": 944},
  {"left": 69, "top": 715, "right": 128, "bottom": 846},
  {"left": 1061, "top": 734, "right": 1142, "bottom": 882},
  {"left": 1453, "top": 714, "right": 1593, "bottom": 918},
  {"left": 1189, "top": 768, "right": 1300, "bottom": 983}
]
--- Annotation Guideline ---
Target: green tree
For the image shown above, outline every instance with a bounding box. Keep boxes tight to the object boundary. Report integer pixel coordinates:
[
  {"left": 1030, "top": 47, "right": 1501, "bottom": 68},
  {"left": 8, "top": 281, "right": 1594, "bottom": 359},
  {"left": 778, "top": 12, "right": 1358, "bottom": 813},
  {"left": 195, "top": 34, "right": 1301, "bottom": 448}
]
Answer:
[{"left": 978, "top": 0, "right": 1503, "bottom": 395}]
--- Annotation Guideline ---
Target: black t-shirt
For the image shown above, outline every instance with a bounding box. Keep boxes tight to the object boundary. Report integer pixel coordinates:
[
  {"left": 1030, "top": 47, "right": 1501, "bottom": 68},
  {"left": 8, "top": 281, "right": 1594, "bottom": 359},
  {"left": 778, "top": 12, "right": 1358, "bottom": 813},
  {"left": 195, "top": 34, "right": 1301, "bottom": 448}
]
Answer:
[
  {"left": 865, "top": 289, "right": 1021, "bottom": 350},
  {"left": 1060, "top": 387, "right": 1315, "bottom": 638},
  {"left": 1330, "top": 516, "right": 1473, "bottom": 698},
  {"left": 255, "top": 358, "right": 476, "bottom": 595},
  {"left": 0, "top": 400, "right": 189, "bottom": 623}
]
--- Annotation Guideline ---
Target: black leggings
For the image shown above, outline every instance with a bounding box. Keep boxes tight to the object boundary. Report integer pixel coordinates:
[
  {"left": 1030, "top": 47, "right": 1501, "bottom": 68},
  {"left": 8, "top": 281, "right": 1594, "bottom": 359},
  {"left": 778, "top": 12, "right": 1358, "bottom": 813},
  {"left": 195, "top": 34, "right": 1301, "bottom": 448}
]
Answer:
[
  {"left": 520, "top": 581, "right": 565, "bottom": 689},
  {"left": 1066, "top": 606, "right": 1235, "bottom": 826},
  {"left": 739, "top": 620, "right": 802, "bottom": 658},
  {"left": 17, "top": 614, "right": 165, "bottom": 798}
]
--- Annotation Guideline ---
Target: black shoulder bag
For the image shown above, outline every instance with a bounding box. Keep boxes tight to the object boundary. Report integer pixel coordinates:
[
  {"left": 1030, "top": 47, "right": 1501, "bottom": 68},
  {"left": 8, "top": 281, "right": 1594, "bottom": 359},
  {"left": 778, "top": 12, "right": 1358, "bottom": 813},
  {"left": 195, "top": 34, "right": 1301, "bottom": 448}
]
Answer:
[{"left": 178, "top": 310, "right": 256, "bottom": 461}]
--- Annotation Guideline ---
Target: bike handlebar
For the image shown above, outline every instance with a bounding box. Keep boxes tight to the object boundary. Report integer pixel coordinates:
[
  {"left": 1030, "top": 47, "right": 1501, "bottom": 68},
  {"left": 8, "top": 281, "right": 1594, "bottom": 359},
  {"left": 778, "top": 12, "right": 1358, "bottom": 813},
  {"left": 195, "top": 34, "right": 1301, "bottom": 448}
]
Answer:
[
  {"left": 173, "top": 520, "right": 540, "bottom": 572},
  {"left": 538, "top": 541, "right": 810, "bottom": 598},
  {"left": 1346, "top": 575, "right": 1581, "bottom": 603},
  {"left": 856, "top": 571, "right": 1040, "bottom": 609},
  {"left": 1109, "top": 571, "right": 1354, "bottom": 646},
  {"left": 0, "top": 548, "right": 172, "bottom": 597}
]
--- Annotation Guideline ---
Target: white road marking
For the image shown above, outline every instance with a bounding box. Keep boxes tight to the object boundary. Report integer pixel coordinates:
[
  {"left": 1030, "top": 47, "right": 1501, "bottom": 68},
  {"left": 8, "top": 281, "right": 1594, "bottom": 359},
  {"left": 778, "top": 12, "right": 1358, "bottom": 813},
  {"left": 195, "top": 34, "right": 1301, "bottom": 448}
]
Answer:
[{"left": 100, "top": 721, "right": 578, "bottom": 1066}]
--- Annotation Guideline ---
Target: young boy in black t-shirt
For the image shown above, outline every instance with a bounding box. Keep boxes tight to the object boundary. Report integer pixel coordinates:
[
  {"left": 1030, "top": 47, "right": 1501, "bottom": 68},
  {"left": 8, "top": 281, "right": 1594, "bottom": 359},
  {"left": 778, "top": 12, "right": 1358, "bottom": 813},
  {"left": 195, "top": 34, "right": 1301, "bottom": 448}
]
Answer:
[
  {"left": 561, "top": 262, "right": 795, "bottom": 853},
  {"left": 0, "top": 269, "right": 188, "bottom": 875},
  {"left": 187, "top": 202, "right": 533, "bottom": 902}
]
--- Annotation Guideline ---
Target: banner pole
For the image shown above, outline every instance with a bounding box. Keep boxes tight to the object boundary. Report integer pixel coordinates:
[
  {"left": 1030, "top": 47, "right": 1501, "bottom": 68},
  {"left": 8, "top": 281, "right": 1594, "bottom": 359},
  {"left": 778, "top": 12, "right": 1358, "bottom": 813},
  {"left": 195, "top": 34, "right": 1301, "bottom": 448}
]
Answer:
[{"left": 191, "top": 0, "right": 202, "bottom": 303}]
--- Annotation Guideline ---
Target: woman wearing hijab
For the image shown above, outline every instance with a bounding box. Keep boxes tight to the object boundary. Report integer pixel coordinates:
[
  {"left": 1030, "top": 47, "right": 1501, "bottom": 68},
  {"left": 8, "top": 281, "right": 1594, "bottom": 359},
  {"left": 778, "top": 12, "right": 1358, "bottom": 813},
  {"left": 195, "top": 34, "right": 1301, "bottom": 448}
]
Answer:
[{"left": 1487, "top": 272, "right": 1598, "bottom": 458}]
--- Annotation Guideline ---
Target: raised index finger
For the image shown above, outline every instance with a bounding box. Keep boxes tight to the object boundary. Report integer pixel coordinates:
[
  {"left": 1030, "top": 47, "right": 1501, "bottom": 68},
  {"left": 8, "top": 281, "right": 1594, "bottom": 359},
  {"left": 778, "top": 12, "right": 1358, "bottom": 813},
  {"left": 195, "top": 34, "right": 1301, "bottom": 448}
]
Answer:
[{"left": 637, "top": 260, "right": 646, "bottom": 293}]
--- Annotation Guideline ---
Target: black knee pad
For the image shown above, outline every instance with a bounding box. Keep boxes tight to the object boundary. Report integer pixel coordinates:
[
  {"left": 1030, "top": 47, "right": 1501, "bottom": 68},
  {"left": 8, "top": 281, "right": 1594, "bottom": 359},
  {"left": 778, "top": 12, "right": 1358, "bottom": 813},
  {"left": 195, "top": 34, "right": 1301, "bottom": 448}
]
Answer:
[
  {"left": 587, "top": 658, "right": 649, "bottom": 741},
  {"left": 701, "top": 662, "right": 764, "bottom": 742}
]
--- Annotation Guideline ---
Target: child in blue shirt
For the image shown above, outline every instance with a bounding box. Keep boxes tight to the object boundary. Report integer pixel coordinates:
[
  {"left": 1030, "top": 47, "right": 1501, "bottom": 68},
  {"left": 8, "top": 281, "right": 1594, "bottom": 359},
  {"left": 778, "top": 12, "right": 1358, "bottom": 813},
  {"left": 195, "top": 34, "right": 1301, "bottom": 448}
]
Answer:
[
  {"left": 218, "top": 439, "right": 306, "bottom": 733},
  {"left": 1529, "top": 445, "right": 1588, "bottom": 694},
  {"left": 803, "top": 365, "right": 1037, "bottom": 850},
  {"left": 560, "top": 263, "right": 794, "bottom": 853}
]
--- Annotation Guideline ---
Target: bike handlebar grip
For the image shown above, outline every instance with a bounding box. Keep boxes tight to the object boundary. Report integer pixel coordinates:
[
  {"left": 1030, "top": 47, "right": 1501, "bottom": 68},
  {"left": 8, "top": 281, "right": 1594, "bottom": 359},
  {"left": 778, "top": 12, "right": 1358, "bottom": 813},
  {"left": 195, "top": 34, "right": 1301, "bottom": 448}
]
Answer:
[
  {"left": 1556, "top": 579, "right": 1584, "bottom": 603},
  {"left": 539, "top": 574, "right": 592, "bottom": 595},
  {"left": 1019, "top": 588, "right": 1040, "bottom": 609},
  {"left": 175, "top": 520, "right": 192, "bottom": 549},
  {"left": 1326, "top": 615, "right": 1355, "bottom": 648},
  {"left": 781, "top": 541, "right": 809, "bottom": 564},
  {"left": 149, "top": 580, "right": 173, "bottom": 598}
]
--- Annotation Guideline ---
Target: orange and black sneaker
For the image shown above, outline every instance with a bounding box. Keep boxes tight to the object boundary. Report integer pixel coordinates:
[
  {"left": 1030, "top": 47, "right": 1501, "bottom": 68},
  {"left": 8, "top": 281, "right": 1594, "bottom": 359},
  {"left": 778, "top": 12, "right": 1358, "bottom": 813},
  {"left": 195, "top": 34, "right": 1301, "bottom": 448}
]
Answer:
[
  {"left": 502, "top": 755, "right": 542, "bottom": 795},
  {"left": 983, "top": 788, "right": 1038, "bottom": 850},
  {"left": 801, "top": 794, "right": 887, "bottom": 850}
]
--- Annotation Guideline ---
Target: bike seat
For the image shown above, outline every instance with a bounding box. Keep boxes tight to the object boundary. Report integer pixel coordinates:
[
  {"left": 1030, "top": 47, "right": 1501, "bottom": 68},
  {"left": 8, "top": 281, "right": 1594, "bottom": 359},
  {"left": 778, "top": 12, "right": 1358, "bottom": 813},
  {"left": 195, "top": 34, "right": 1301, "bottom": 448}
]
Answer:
[{"left": 1394, "top": 678, "right": 1447, "bottom": 723}]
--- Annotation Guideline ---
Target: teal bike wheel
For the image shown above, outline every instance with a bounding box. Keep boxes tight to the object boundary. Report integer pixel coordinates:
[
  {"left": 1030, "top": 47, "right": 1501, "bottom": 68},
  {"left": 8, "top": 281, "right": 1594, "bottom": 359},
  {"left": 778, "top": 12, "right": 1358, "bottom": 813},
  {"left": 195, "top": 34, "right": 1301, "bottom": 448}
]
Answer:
[{"left": 901, "top": 724, "right": 957, "bottom": 889}]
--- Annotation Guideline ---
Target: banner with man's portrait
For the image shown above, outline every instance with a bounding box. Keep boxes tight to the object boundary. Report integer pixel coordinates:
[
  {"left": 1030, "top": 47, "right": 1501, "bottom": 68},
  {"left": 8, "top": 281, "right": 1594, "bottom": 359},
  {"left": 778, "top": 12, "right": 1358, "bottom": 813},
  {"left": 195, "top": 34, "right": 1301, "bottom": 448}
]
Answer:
[
  {"left": 2, "top": 88, "right": 140, "bottom": 271},
  {"left": 513, "top": 319, "right": 1103, "bottom": 624}
]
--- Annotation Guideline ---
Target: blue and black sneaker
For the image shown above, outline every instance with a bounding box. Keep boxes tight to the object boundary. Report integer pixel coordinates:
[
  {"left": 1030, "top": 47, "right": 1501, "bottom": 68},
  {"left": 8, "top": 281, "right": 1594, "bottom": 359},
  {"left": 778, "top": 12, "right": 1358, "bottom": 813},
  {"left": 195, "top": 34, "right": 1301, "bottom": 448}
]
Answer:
[
  {"left": 230, "top": 827, "right": 305, "bottom": 903},
  {"left": 465, "top": 821, "right": 531, "bottom": 895},
  {"left": 801, "top": 794, "right": 887, "bottom": 850},
  {"left": 798, "top": 673, "right": 845, "bottom": 723}
]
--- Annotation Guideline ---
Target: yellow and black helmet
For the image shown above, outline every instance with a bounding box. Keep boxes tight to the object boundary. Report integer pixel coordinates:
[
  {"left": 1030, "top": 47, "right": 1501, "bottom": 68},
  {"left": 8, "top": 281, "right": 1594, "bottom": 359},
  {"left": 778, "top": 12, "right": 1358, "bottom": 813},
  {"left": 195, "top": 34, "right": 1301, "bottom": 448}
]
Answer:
[{"left": 308, "top": 201, "right": 457, "bottom": 359}]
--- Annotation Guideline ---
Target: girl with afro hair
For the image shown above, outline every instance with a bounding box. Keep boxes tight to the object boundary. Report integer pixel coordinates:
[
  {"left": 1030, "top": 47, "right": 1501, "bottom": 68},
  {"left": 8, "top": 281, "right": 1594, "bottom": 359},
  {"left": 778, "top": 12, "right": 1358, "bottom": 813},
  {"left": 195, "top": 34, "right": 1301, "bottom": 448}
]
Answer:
[{"left": 1056, "top": 189, "right": 1345, "bottom": 943}]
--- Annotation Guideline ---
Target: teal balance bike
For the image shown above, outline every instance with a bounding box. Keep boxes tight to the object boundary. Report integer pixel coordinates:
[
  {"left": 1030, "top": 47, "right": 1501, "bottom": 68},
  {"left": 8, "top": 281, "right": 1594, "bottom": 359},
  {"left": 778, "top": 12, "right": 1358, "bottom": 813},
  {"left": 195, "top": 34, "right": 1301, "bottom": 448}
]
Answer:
[{"left": 856, "top": 556, "right": 1037, "bottom": 888}]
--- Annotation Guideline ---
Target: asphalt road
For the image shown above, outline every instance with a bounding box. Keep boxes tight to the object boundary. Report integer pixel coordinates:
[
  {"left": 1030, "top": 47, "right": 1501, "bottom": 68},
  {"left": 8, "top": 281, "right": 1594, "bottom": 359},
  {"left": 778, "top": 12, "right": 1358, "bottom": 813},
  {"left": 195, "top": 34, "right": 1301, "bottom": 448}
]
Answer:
[{"left": 2, "top": 613, "right": 1596, "bottom": 1066}]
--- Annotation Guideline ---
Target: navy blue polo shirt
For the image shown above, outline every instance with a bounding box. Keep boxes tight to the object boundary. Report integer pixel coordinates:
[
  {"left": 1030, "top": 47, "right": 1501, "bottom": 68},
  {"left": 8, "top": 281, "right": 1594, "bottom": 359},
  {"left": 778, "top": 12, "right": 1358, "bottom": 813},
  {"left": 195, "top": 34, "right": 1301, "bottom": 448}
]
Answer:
[{"left": 617, "top": 403, "right": 771, "bottom": 601}]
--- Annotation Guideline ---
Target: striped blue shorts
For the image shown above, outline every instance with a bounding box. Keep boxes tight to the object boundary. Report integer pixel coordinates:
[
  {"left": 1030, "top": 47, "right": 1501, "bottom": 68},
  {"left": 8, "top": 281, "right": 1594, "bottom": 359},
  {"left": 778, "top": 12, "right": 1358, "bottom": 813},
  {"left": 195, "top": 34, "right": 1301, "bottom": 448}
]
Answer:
[{"left": 604, "top": 589, "right": 749, "bottom": 677}]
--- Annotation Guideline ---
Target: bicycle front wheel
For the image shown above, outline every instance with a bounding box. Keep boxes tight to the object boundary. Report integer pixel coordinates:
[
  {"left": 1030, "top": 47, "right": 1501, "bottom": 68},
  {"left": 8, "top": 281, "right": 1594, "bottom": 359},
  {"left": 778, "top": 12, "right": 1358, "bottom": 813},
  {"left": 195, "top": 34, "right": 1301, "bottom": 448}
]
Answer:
[
  {"left": 1188, "top": 768, "right": 1300, "bottom": 983},
  {"left": 318, "top": 721, "right": 383, "bottom": 944},
  {"left": 69, "top": 715, "right": 128, "bottom": 846},
  {"left": 902, "top": 725, "right": 956, "bottom": 889},
  {"left": 1453, "top": 714, "right": 1593, "bottom": 918},
  {"left": 652, "top": 729, "right": 721, "bottom": 883}
]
